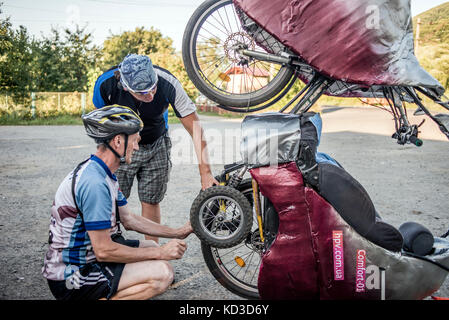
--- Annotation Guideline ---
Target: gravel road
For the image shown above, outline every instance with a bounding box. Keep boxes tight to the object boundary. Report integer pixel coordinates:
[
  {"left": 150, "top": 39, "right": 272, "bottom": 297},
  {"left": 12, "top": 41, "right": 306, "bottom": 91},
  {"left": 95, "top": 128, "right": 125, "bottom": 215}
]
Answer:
[{"left": 0, "top": 106, "right": 448, "bottom": 300}]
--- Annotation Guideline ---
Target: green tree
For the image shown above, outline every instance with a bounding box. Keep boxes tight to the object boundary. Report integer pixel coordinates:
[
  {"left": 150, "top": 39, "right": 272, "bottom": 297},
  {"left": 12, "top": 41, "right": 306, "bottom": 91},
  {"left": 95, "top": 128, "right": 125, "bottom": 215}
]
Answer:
[
  {"left": 31, "top": 28, "right": 65, "bottom": 92},
  {"left": 151, "top": 51, "right": 198, "bottom": 100},
  {"left": 100, "top": 26, "right": 198, "bottom": 99},
  {"left": 0, "top": 4, "right": 34, "bottom": 104},
  {"left": 61, "top": 25, "right": 100, "bottom": 92},
  {"left": 101, "top": 26, "right": 174, "bottom": 68},
  {"left": 418, "top": 43, "right": 449, "bottom": 91},
  {"left": 0, "top": 3, "right": 12, "bottom": 52},
  {"left": 33, "top": 25, "right": 100, "bottom": 92}
]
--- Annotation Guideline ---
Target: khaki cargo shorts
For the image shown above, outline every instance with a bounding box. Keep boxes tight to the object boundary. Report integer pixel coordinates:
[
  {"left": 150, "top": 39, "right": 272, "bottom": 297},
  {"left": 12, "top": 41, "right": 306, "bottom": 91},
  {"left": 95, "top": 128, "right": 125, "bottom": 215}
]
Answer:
[{"left": 115, "top": 133, "right": 172, "bottom": 204}]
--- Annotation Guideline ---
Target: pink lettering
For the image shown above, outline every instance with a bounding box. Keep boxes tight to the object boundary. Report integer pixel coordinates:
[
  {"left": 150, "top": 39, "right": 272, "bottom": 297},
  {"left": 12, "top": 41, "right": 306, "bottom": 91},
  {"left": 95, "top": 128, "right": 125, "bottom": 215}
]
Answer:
[
  {"left": 332, "top": 231, "right": 344, "bottom": 280},
  {"left": 355, "top": 250, "right": 366, "bottom": 292}
]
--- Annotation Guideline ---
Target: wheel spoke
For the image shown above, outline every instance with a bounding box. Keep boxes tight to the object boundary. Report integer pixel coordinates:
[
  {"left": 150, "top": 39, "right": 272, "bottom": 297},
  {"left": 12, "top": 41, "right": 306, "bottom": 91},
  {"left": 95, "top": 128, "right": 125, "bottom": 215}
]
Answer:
[
  {"left": 197, "top": 33, "right": 224, "bottom": 45},
  {"left": 223, "top": 4, "right": 235, "bottom": 35},
  {"left": 217, "top": 243, "right": 247, "bottom": 257},
  {"left": 204, "top": 19, "right": 230, "bottom": 38},
  {"left": 192, "top": 1, "right": 291, "bottom": 98},
  {"left": 211, "top": 11, "right": 232, "bottom": 35},
  {"left": 200, "top": 55, "right": 227, "bottom": 75}
]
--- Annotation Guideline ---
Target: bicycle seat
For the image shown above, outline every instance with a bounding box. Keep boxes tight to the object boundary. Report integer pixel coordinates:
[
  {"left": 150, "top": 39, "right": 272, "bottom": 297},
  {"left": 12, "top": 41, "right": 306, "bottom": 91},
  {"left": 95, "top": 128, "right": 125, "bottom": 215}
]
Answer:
[{"left": 318, "top": 162, "right": 404, "bottom": 252}]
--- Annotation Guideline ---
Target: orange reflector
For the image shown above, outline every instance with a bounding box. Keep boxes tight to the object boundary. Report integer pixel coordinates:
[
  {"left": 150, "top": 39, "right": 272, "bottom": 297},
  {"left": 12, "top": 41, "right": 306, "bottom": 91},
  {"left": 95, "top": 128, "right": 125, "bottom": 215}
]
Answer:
[
  {"left": 234, "top": 256, "right": 246, "bottom": 267},
  {"left": 219, "top": 73, "right": 231, "bottom": 82}
]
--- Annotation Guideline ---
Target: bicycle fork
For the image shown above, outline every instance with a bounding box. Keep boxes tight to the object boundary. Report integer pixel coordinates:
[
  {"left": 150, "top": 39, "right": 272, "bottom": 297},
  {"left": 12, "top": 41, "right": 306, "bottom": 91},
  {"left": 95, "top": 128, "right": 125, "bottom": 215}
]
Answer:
[{"left": 252, "top": 179, "right": 265, "bottom": 243}]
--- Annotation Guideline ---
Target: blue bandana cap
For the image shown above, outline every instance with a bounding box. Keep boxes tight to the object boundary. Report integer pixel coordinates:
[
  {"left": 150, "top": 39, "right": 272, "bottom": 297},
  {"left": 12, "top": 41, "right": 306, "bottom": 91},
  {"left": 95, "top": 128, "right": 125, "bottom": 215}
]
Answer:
[{"left": 118, "top": 54, "right": 158, "bottom": 92}]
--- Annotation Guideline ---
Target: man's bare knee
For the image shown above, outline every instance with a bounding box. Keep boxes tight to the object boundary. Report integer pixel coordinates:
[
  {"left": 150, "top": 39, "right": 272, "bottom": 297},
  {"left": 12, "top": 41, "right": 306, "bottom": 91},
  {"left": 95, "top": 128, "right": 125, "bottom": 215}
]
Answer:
[
  {"left": 115, "top": 261, "right": 174, "bottom": 300},
  {"left": 156, "top": 261, "right": 174, "bottom": 289},
  {"left": 142, "top": 261, "right": 173, "bottom": 297}
]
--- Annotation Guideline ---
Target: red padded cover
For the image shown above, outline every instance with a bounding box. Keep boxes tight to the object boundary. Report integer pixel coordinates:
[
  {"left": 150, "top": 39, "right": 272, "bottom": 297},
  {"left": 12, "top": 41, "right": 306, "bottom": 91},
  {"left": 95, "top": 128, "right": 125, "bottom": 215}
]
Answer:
[
  {"left": 251, "top": 162, "right": 449, "bottom": 299},
  {"left": 234, "top": 0, "right": 444, "bottom": 92},
  {"left": 251, "top": 163, "right": 319, "bottom": 299},
  {"left": 251, "top": 163, "right": 379, "bottom": 299}
]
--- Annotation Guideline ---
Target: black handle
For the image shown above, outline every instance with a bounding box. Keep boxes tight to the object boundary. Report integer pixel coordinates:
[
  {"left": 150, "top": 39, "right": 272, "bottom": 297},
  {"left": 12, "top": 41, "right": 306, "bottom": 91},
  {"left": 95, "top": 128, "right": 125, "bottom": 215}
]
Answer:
[{"left": 409, "top": 135, "right": 423, "bottom": 147}]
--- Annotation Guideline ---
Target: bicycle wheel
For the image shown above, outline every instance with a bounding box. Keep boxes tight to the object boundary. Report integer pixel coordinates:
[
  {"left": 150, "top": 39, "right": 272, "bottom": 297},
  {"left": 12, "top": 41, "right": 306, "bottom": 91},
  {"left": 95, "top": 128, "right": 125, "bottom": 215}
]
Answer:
[
  {"left": 201, "top": 179, "right": 262, "bottom": 299},
  {"left": 182, "top": 0, "right": 295, "bottom": 108},
  {"left": 190, "top": 185, "right": 253, "bottom": 248}
]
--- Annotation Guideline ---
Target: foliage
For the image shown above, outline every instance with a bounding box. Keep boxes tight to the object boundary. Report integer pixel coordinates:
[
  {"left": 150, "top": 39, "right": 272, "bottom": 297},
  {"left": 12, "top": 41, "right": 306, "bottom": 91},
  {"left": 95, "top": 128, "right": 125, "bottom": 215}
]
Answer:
[
  {"left": 412, "top": 2, "right": 449, "bottom": 91},
  {"left": 417, "top": 43, "right": 449, "bottom": 91},
  {"left": 101, "top": 26, "right": 174, "bottom": 68},
  {"left": 413, "top": 2, "right": 449, "bottom": 46},
  {"left": 98, "top": 26, "right": 198, "bottom": 99},
  {"left": 151, "top": 51, "right": 199, "bottom": 100},
  {"left": 0, "top": 6, "right": 34, "bottom": 105},
  {"left": 1, "top": 2, "right": 99, "bottom": 105},
  {"left": 32, "top": 26, "right": 100, "bottom": 93},
  {"left": 1, "top": 2, "right": 448, "bottom": 124},
  {"left": 0, "top": 92, "right": 95, "bottom": 121}
]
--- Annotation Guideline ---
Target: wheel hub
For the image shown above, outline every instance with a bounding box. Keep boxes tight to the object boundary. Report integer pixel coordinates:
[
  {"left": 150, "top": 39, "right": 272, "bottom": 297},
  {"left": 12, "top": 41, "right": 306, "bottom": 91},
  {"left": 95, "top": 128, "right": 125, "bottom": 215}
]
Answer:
[
  {"left": 223, "top": 32, "right": 255, "bottom": 64},
  {"left": 246, "top": 229, "right": 264, "bottom": 253}
]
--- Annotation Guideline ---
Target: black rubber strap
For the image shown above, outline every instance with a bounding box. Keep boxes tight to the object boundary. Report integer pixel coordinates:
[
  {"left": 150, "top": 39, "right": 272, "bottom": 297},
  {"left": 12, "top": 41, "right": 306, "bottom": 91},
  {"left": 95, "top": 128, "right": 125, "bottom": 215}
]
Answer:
[
  {"left": 104, "top": 135, "right": 128, "bottom": 164},
  {"left": 71, "top": 159, "right": 90, "bottom": 219},
  {"left": 104, "top": 143, "right": 124, "bottom": 163},
  {"left": 115, "top": 201, "right": 122, "bottom": 235},
  {"left": 441, "top": 229, "right": 449, "bottom": 238},
  {"left": 71, "top": 158, "right": 122, "bottom": 234}
]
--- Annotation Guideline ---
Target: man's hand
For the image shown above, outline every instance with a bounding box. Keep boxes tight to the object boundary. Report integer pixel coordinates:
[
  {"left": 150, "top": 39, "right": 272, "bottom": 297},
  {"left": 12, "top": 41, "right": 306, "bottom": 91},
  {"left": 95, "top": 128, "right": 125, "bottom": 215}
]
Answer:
[
  {"left": 201, "top": 171, "right": 219, "bottom": 190},
  {"left": 159, "top": 239, "right": 187, "bottom": 260},
  {"left": 176, "top": 221, "right": 194, "bottom": 239}
]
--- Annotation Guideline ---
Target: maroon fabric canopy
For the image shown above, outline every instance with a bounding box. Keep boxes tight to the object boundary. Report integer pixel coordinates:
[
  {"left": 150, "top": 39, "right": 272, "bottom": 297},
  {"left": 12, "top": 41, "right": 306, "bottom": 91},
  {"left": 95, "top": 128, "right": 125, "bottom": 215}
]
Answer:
[{"left": 234, "top": 0, "right": 444, "bottom": 95}]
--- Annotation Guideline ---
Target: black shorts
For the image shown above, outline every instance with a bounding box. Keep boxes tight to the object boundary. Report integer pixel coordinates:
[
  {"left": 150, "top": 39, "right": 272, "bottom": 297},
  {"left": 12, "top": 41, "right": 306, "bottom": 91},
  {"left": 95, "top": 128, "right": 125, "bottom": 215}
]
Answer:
[{"left": 47, "top": 235, "right": 139, "bottom": 300}]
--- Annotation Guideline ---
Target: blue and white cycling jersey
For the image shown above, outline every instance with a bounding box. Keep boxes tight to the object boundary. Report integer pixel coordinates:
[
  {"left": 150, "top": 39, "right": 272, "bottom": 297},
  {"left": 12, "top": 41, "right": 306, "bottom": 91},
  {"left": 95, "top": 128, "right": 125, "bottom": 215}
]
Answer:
[{"left": 42, "top": 155, "right": 127, "bottom": 281}]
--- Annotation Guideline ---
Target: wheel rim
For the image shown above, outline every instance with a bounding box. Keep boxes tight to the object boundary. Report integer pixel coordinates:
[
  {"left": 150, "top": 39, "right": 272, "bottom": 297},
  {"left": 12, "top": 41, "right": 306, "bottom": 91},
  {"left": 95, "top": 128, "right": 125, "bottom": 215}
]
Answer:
[
  {"left": 190, "top": 0, "right": 290, "bottom": 99},
  {"left": 206, "top": 186, "right": 261, "bottom": 295},
  {"left": 198, "top": 195, "right": 245, "bottom": 241}
]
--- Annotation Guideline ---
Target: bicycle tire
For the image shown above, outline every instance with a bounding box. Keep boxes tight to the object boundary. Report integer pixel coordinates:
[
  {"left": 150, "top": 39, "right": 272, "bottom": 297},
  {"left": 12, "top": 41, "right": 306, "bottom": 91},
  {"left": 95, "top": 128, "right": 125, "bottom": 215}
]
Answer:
[
  {"left": 182, "top": 0, "right": 295, "bottom": 108},
  {"left": 190, "top": 185, "right": 253, "bottom": 248},
  {"left": 201, "top": 180, "right": 261, "bottom": 299}
]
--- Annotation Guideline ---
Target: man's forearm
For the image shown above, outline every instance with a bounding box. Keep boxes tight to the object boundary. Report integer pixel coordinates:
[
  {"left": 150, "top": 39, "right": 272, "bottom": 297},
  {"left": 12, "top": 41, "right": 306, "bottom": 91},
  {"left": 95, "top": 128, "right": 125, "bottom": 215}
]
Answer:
[
  {"left": 197, "top": 138, "right": 212, "bottom": 174},
  {"left": 123, "top": 212, "right": 181, "bottom": 239},
  {"left": 96, "top": 242, "right": 162, "bottom": 264},
  {"left": 180, "top": 112, "right": 212, "bottom": 170}
]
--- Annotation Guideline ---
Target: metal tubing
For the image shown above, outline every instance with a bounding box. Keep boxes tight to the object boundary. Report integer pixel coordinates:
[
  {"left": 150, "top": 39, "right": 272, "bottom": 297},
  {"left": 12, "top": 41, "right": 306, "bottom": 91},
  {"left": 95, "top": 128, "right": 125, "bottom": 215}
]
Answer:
[
  {"left": 279, "top": 79, "right": 313, "bottom": 113},
  {"left": 240, "top": 49, "right": 290, "bottom": 65},
  {"left": 290, "top": 74, "right": 332, "bottom": 114}
]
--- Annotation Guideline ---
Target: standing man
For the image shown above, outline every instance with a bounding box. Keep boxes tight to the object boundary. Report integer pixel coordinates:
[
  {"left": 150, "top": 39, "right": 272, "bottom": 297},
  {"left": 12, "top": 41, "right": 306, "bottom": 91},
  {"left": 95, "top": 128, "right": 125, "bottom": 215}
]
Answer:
[
  {"left": 93, "top": 54, "right": 218, "bottom": 243},
  {"left": 42, "top": 106, "right": 193, "bottom": 300}
]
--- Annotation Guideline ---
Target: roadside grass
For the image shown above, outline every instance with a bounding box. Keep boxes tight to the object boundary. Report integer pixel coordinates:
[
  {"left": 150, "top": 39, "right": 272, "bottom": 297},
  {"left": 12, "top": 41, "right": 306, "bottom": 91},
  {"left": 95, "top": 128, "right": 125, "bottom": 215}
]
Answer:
[
  {"left": 0, "top": 114, "right": 85, "bottom": 125},
  {"left": 0, "top": 110, "right": 236, "bottom": 126},
  {"left": 197, "top": 110, "right": 245, "bottom": 119},
  {"left": 0, "top": 114, "right": 182, "bottom": 125},
  {"left": 1, "top": 96, "right": 446, "bottom": 126}
]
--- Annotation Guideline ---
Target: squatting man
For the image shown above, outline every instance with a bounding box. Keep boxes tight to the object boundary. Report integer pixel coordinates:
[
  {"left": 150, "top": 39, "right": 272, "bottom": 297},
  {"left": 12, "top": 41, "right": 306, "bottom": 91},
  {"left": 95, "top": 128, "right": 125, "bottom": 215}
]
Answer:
[{"left": 42, "top": 106, "right": 193, "bottom": 300}]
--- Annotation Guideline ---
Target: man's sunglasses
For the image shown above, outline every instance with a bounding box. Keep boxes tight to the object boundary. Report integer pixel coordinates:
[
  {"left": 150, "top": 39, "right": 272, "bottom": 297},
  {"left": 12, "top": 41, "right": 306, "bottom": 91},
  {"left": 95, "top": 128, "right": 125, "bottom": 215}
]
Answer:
[
  {"left": 121, "top": 76, "right": 158, "bottom": 96},
  {"left": 133, "top": 85, "right": 157, "bottom": 96}
]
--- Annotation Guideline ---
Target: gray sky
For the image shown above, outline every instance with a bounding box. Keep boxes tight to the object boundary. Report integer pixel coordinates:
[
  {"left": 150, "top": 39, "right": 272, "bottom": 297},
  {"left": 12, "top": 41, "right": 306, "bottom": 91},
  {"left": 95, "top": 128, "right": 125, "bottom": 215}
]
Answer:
[{"left": 1, "top": 0, "right": 448, "bottom": 51}]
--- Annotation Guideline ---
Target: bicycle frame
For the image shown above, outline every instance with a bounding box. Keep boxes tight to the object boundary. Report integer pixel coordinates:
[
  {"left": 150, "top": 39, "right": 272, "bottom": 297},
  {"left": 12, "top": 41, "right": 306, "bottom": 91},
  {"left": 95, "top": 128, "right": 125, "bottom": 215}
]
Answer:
[{"left": 239, "top": 47, "right": 449, "bottom": 145}]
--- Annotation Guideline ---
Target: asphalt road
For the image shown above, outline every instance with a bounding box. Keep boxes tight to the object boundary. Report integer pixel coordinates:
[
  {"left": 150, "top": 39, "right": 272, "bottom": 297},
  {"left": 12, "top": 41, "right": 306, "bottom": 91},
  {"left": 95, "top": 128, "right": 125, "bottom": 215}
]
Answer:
[{"left": 0, "top": 106, "right": 448, "bottom": 300}]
